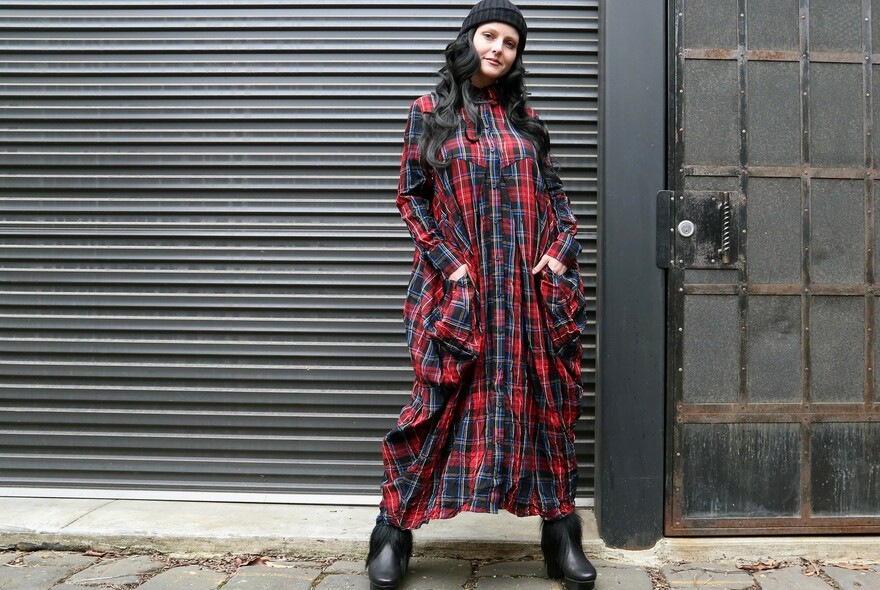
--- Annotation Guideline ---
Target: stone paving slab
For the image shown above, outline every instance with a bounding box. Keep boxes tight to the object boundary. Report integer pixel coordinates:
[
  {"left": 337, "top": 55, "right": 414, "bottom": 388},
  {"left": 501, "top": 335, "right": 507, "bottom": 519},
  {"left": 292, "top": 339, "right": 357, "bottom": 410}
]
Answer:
[
  {"left": 65, "top": 555, "right": 163, "bottom": 586},
  {"left": 0, "top": 552, "right": 99, "bottom": 590},
  {"left": 476, "top": 576, "right": 559, "bottom": 589},
  {"left": 223, "top": 566, "right": 320, "bottom": 590},
  {"left": 0, "top": 566, "right": 73, "bottom": 590},
  {"left": 325, "top": 560, "right": 365, "bottom": 574},
  {"left": 136, "top": 565, "right": 226, "bottom": 590},
  {"left": 823, "top": 565, "right": 880, "bottom": 590},
  {"left": 402, "top": 558, "right": 471, "bottom": 590},
  {"left": 592, "top": 560, "right": 653, "bottom": 590},
  {"left": 754, "top": 566, "right": 832, "bottom": 590},
  {"left": 19, "top": 552, "right": 97, "bottom": 571},
  {"left": 661, "top": 562, "right": 754, "bottom": 590},
  {"left": 315, "top": 574, "right": 371, "bottom": 590},
  {"left": 479, "top": 560, "right": 546, "bottom": 577},
  {"left": 261, "top": 560, "right": 323, "bottom": 569}
]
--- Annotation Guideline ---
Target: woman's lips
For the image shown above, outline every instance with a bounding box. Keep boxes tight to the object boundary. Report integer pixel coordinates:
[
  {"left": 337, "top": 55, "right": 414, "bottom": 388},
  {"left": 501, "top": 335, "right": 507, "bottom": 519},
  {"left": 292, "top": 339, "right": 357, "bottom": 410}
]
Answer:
[{"left": 485, "top": 58, "right": 501, "bottom": 66}]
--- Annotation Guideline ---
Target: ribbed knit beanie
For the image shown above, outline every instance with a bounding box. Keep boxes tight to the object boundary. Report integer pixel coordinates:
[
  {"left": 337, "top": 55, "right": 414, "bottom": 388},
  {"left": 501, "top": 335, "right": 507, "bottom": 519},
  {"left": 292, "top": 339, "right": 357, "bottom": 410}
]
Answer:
[{"left": 459, "top": 0, "right": 527, "bottom": 50}]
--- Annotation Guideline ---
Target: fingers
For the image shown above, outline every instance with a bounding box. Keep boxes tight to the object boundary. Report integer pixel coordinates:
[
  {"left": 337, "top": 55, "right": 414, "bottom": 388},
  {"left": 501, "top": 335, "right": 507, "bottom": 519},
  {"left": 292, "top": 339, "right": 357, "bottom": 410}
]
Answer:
[
  {"left": 533, "top": 255, "right": 568, "bottom": 276},
  {"left": 449, "top": 264, "right": 469, "bottom": 282},
  {"left": 547, "top": 258, "right": 568, "bottom": 275},
  {"left": 531, "top": 255, "right": 549, "bottom": 274}
]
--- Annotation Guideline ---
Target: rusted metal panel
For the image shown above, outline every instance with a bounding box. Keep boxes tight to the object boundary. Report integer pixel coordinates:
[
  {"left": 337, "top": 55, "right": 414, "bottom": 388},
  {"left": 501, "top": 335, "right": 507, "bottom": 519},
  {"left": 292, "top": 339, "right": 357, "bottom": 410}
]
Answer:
[
  {"left": 811, "top": 297, "right": 865, "bottom": 403},
  {"left": 810, "top": 0, "right": 863, "bottom": 53},
  {"left": 747, "top": 178, "right": 802, "bottom": 283},
  {"left": 874, "top": 66, "right": 880, "bottom": 166},
  {"left": 683, "top": 175, "right": 741, "bottom": 191},
  {"left": 748, "top": 62, "right": 802, "bottom": 166},
  {"left": 747, "top": 0, "right": 799, "bottom": 51},
  {"left": 810, "top": 180, "right": 866, "bottom": 284},
  {"left": 683, "top": 60, "right": 740, "bottom": 166},
  {"left": 681, "top": 423, "right": 801, "bottom": 519},
  {"left": 683, "top": 295, "right": 740, "bottom": 403},
  {"left": 684, "top": 269, "right": 739, "bottom": 284},
  {"left": 810, "top": 64, "right": 865, "bottom": 167},
  {"left": 812, "top": 422, "right": 880, "bottom": 515},
  {"left": 747, "top": 296, "right": 802, "bottom": 403},
  {"left": 683, "top": 0, "right": 738, "bottom": 50},
  {"left": 686, "top": 165, "right": 880, "bottom": 178}
]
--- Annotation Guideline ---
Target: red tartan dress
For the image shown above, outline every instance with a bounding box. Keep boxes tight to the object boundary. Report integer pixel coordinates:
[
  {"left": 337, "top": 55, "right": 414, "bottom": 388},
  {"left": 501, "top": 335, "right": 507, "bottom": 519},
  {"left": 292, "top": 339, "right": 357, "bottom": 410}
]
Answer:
[{"left": 378, "top": 85, "right": 586, "bottom": 530}]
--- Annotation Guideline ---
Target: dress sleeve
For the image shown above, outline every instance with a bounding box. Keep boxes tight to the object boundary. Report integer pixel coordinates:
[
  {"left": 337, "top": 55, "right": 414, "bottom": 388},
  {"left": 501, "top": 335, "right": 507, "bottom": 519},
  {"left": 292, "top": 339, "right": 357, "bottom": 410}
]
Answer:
[
  {"left": 395, "top": 98, "right": 465, "bottom": 278},
  {"left": 527, "top": 107, "right": 581, "bottom": 269},
  {"left": 543, "top": 171, "right": 581, "bottom": 269}
]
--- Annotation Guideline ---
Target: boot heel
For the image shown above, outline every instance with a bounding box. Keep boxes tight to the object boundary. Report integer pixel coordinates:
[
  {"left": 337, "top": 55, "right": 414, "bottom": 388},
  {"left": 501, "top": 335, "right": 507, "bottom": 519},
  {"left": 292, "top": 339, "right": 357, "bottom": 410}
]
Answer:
[
  {"left": 563, "top": 580, "right": 594, "bottom": 590},
  {"left": 545, "top": 559, "right": 563, "bottom": 579}
]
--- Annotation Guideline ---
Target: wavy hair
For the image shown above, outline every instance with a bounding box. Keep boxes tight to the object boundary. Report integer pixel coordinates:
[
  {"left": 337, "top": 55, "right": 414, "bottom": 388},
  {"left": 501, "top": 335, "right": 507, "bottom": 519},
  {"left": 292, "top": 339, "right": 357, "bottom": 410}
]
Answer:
[{"left": 419, "top": 27, "right": 560, "bottom": 183}]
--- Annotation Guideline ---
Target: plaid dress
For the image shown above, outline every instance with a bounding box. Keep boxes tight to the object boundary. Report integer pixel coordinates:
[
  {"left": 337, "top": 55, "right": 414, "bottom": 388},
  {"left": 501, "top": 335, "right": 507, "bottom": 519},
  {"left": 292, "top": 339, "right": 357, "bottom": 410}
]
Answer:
[{"left": 378, "top": 86, "right": 586, "bottom": 530}]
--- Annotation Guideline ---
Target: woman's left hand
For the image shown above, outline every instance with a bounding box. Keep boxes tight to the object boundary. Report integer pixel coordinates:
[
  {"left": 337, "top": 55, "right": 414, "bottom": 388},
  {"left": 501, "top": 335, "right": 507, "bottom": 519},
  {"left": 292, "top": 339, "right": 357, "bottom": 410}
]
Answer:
[{"left": 531, "top": 254, "right": 568, "bottom": 276}]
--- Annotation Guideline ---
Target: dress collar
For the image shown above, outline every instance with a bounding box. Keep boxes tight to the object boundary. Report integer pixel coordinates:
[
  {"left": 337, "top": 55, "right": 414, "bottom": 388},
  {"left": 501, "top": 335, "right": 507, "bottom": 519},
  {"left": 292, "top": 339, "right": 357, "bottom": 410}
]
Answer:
[{"left": 472, "top": 84, "right": 499, "bottom": 105}]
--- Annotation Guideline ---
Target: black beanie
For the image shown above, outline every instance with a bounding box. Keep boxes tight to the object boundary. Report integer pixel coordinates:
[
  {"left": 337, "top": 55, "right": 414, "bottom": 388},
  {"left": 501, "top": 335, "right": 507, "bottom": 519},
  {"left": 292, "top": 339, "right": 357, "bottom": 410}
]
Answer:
[{"left": 459, "top": 0, "right": 527, "bottom": 50}]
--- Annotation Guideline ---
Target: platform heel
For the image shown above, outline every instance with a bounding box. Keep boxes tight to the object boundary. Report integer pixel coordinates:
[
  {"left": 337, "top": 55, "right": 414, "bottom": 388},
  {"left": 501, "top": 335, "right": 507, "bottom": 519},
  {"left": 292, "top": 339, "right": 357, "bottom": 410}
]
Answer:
[
  {"left": 541, "top": 513, "right": 597, "bottom": 590},
  {"left": 366, "top": 523, "right": 413, "bottom": 590}
]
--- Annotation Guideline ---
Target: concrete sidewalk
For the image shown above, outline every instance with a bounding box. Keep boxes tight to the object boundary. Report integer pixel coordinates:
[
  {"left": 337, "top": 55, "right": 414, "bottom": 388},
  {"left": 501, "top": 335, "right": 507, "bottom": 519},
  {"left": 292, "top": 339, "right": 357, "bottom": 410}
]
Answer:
[{"left": 0, "top": 498, "right": 878, "bottom": 589}]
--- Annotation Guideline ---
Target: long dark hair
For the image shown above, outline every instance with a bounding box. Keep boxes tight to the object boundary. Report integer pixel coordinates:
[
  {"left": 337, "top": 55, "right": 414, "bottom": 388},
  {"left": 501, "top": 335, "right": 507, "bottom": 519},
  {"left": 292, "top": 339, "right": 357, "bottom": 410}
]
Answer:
[{"left": 419, "top": 27, "right": 560, "bottom": 183}]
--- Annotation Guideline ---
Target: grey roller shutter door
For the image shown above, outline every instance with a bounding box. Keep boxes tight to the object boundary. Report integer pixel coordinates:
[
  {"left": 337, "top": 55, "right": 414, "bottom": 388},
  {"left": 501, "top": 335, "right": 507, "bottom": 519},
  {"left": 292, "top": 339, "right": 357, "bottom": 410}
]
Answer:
[{"left": 0, "top": 1, "right": 598, "bottom": 502}]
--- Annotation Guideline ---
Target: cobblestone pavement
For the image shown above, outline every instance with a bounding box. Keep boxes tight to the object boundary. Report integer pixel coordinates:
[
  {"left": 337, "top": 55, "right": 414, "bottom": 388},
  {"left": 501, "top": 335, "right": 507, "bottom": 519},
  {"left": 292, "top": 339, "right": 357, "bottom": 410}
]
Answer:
[{"left": 1, "top": 550, "right": 878, "bottom": 590}]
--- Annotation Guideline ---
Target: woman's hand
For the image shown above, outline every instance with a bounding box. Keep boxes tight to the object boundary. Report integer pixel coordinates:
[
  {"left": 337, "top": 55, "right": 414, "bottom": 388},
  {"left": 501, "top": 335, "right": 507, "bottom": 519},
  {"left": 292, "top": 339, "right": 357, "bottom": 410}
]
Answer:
[
  {"left": 449, "top": 264, "right": 470, "bottom": 282},
  {"left": 532, "top": 254, "right": 567, "bottom": 276}
]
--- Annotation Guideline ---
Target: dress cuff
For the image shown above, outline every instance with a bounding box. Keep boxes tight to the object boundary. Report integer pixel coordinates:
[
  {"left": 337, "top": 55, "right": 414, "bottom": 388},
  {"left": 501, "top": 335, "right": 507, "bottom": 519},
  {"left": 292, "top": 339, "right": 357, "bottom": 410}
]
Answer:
[
  {"left": 427, "top": 243, "right": 464, "bottom": 278},
  {"left": 546, "top": 234, "right": 581, "bottom": 269}
]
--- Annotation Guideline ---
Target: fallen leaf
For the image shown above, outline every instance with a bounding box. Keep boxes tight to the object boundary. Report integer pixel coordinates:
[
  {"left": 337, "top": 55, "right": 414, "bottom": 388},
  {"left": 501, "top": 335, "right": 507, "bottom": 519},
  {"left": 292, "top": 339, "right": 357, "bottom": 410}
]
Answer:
[
  {"left": 738, "top": 559, "right": 783, "bottom": 573},
  {"left": 834, "top": 564, "right": 876, "bottom": 571},
  {"left": 83, "top": 550, "right": 106, "bottom": 558},
  {"left": 242, "top": 556, "right": 273, "bottom": 567},
  {"left": 265, "top": 561, "right": 301, "bottom": 569},
  {"left": 803, "top": 560, "right": 821, "bottom": 577}
]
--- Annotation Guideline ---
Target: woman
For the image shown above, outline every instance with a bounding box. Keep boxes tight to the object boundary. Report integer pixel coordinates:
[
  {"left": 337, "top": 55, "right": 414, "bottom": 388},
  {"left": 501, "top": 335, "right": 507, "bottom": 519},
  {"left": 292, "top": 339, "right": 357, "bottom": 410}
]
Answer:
[{"left": 367, "top": 2, "right": 595, "bottom": 589}]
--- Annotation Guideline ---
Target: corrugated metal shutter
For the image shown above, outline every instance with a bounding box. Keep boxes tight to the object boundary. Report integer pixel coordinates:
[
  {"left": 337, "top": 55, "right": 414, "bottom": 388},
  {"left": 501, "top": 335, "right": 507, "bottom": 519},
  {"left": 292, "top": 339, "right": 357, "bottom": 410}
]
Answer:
[{"left": 0, "top": 1, "right": 598, "bottom": 502}]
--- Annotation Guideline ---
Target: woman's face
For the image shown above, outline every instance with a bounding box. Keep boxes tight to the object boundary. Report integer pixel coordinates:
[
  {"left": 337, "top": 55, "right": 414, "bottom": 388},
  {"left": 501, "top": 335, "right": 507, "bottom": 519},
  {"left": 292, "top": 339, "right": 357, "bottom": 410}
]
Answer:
[{"left": 470, "top": 22, "right": 520, "bottom": 88}]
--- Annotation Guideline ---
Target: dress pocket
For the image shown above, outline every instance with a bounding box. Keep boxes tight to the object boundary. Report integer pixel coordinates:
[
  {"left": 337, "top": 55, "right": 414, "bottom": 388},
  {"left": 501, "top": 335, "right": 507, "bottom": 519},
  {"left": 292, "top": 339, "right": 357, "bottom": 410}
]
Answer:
[
  {"left": 539, "top": 267, "right": 587, "bottom": 355},
  {"left": 426, "top": 276, "right": 481, "bottom": 360}
]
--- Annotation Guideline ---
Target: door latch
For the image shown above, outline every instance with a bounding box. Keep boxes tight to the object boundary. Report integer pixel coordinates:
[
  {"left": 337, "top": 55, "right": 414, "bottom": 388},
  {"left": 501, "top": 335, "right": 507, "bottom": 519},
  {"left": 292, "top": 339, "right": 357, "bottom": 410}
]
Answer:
[{"left": 656, "top": 190, "right": 745, "bottom": 269}]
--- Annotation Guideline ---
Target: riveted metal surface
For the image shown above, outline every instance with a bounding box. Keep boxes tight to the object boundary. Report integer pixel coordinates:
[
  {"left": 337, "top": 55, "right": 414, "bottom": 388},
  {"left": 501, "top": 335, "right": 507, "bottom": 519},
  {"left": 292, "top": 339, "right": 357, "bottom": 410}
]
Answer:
[
  {"left": 667, "top": 0, "right": 880, "bottom": 534},
  {"left": 747, "top": 296, "right": 802, "bottom": 403},
  {"left": 682, "top": 423, "right": 802, "bottom": 519},
  {"left": 747, "top": 178, "right": 803, "bottom": 284},
  {"left": 812, "top": 422, "right": 880, "bottom": 515},
  {"left": 810, "top": 64, "right": 865, "bottom": 167},
  {"left": 0, "top": 1, "right": 599, "bottom": 501},
  {"left": 747, "top": 62, "right": 802, "bottom": 166},
  {"left": 747, "top": 0, "right": 799, "bottom": 51},
  {"left": 811, "top": 179, "right": 866, "bottom": 284}
]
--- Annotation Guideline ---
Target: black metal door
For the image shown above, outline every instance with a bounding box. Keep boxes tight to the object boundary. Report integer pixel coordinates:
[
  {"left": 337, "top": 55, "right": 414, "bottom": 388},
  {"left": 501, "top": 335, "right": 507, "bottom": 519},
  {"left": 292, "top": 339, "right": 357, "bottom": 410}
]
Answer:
[{"left": 665, "top": 0, "right": 880, "bottom": 534}]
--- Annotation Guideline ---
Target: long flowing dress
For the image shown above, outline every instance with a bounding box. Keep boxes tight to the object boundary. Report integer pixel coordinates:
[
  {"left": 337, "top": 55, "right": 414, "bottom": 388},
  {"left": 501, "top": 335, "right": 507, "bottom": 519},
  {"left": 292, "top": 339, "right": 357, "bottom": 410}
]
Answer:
[{"left": 377, "top": 85, "right": 587, "bottom": 530}]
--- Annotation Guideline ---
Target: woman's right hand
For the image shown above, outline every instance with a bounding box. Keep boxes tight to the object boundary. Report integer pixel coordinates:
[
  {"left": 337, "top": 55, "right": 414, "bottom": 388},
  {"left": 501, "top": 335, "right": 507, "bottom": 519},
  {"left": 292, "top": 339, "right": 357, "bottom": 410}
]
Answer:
[{"left": 449, "top": 264, "right": 470, "bottom": 282}]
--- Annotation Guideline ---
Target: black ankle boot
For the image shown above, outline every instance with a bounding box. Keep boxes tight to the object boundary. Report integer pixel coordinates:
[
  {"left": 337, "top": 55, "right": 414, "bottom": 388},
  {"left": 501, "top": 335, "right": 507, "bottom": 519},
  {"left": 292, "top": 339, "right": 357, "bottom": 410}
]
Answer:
[
  {"left": 541, "top": 513, "right": 597, "bottom": 590},
  {"left": 365, "top": 523, "right": 413, "bottom": 590}
]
